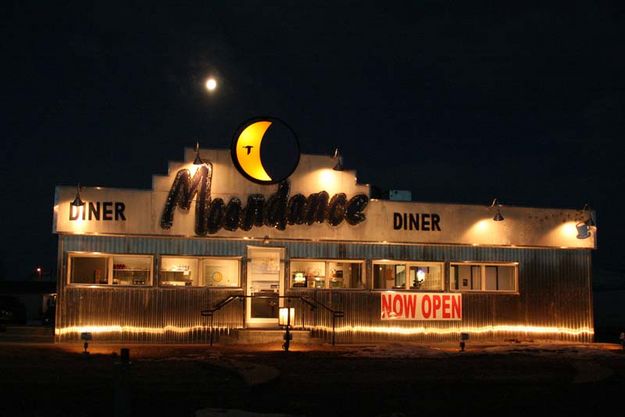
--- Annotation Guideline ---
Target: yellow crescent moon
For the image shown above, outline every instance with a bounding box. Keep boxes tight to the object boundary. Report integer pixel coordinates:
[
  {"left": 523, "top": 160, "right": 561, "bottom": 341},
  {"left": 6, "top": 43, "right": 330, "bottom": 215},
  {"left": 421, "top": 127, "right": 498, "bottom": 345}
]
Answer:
[{"left": 235, "top": 121, "right": 273, "bottom": 182}]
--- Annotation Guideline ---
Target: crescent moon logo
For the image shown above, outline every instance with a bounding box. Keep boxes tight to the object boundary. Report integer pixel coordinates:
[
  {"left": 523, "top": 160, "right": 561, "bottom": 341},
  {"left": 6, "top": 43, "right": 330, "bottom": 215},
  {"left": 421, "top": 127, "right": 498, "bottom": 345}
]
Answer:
[{"left": 231, "top": 117, "right": 300, "bottom": 185}]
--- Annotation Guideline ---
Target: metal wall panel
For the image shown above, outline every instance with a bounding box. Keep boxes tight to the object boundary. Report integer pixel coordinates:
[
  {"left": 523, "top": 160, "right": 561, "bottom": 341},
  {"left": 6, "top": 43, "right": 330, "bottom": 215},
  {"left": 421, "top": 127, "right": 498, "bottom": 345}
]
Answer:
[
  {"left": 56, "top": 287, "right": 243, "bottom": 343},
  {"left": 57, "top": 235, "right": 593, "bottom": 343}
]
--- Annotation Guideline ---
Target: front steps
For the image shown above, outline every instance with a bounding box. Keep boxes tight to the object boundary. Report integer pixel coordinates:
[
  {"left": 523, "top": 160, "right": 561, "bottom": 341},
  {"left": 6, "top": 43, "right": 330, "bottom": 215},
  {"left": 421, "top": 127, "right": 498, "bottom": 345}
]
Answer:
[{"left": 219, "top": 328, "right": 324, "bottom": 345}]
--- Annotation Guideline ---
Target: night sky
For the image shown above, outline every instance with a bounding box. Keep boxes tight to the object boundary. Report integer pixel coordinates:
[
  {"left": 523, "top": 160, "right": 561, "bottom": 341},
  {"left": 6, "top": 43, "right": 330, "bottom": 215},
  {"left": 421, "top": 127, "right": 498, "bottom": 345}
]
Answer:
[{"left": 3, "top": 1, "right": 624, "bottom": 279}]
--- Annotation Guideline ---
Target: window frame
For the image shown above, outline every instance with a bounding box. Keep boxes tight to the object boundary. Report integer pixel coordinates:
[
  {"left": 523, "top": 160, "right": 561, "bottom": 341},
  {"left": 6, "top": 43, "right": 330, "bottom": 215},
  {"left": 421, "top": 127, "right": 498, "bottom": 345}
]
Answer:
[
  {"left": 67, "top": 252, "right": 154, "bottom": 287},
  {"left": 158, "top": 255, "right": 242, "bottom": 288},
  {"left": 372, "top": 260, "right": 445, "bottom": 291},
  {"left": 289, "top": 258, "right": 366, "bottom": 290},
  {"left": 450, "top": 262, "right": 519, "bottom": 293}
]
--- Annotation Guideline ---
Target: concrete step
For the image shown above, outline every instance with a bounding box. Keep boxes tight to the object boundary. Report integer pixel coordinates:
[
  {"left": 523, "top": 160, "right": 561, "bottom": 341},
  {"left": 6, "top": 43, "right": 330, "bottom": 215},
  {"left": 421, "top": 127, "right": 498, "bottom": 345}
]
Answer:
[{"left": 219, "top": 329, "right": 325, "bottom": 345}]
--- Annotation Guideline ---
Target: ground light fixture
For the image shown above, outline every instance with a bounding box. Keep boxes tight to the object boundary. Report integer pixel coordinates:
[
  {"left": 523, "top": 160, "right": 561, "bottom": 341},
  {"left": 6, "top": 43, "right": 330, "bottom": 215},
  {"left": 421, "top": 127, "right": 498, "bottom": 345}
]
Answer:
[
  {"left": 80, "top": 332, "right": 92, "bottom": 356},
  {"left": 71, "top": 184, "right": 85, "bottom": 207},
  {"left": 491, "top": 198, "right": 504, "bottom": 221},
  {"left": 193, "top": 142, "right": 203, "bottom": 165},
  {"left": 332, "top": 148, "right": 344, "bottom": 171},
  {"left": 460, "top": 332, "right": 470, "bottom": 352},
  {"left": 279, "top": 306, "right": 295, "bottom": 352}
]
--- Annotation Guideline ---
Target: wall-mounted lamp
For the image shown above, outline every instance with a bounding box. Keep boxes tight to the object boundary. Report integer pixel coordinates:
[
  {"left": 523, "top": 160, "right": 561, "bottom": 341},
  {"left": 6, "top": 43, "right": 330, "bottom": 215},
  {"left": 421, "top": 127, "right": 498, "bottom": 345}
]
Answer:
[
  {"left": 193, "top": 141, "right": 203, "bottom": 165},
  {"left": 576, "top": 223, "right": 591, "bottom": 239},
  {"left": 583, "top": 204, "right": 596, "bottom": 227},
  {"left": 490, "top": 198, "right": 504, "bottom": 221},
  {"left": 332, "top": 148, "right": 343, "bottom": 171},
  {"left": 263, "top": 235, "right": 270, "bottom": 245},
  {"left": 576, "top": 204, "right": 596, "bottom": 239},
  {"left": 71, "top": 184, "right": 85, "bottom": 207}
]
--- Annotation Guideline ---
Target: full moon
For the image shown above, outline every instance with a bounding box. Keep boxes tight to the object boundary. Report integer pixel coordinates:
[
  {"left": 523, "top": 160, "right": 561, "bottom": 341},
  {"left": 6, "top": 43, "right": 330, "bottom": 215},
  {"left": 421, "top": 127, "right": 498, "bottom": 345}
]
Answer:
[{"left": 205, "top": 78, "right": 217, "bottom": 91}]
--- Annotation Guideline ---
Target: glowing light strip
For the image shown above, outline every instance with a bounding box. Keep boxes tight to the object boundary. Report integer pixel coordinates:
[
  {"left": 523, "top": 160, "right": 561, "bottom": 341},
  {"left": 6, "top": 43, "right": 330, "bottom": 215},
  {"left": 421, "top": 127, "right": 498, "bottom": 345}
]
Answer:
[
  {"left": 55, "top": 324, "right": 224, "bottom": 336},
  {"left": 56, "top": 324, "right": 593, "bottom": 337},
  {"left": 319, "top": 324, "right": 594, "bottom": 337}
]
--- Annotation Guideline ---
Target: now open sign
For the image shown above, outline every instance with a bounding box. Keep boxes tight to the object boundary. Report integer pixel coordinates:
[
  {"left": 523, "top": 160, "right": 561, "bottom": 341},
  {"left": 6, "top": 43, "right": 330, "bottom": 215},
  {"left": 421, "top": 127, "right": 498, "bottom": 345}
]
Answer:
[{"left": 380, "top": 292, "right": 462, "bottom": 321}]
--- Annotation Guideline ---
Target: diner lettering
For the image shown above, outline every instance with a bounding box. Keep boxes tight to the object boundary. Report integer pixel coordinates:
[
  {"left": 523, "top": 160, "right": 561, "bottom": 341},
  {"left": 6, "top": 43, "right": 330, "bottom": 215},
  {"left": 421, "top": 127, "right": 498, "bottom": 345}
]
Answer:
[
  {"left": 393, "top": 212, "right": 441, "bottom": 231},
  {"left": 69, "top": 202, "right": 126, "bottom": 221},
  {"left": 160, "top": 164, "right": 369, "bottom": 236}
]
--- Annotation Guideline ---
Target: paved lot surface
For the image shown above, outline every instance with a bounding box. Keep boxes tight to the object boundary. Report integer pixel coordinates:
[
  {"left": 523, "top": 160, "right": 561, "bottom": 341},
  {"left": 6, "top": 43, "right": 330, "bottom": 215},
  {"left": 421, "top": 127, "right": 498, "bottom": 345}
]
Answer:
[{"left": 0, "top": 341, "right": 623, "bottom": 417}]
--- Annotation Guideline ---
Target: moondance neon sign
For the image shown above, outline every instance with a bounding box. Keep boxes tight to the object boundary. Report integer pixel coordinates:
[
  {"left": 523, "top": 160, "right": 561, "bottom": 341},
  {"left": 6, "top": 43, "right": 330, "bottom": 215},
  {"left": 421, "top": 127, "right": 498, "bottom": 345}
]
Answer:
[{"left": 160, "top": 162, "right": 369, "bottom": 236}]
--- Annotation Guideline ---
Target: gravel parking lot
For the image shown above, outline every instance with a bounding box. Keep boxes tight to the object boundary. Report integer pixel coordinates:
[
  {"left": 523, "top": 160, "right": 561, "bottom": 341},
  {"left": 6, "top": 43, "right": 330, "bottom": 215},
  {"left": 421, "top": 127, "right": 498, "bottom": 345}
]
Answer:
[{"left": 0, "top": 341, "right": 623, "bottom": 417}]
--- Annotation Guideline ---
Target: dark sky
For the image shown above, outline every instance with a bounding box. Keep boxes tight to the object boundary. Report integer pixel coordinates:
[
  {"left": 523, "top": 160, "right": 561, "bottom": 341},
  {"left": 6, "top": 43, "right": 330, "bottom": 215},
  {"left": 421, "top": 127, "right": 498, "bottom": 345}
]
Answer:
[{"left": 2, "top": 1, "right": 624, "bottom": 279}]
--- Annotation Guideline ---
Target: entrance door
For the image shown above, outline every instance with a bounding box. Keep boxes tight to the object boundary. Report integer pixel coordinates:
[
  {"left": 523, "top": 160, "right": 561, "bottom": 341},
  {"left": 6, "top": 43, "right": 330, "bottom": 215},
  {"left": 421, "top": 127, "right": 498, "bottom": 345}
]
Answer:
[{"left": 246, "top": 246, "right": 284, "bottom": 327}]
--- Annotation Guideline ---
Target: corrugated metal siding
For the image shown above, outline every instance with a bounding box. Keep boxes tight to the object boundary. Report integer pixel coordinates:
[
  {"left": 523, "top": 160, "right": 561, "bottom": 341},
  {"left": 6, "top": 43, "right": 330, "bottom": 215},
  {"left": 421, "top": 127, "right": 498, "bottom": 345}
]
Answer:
[
  {"left": 57, "top": 287, "right": 243, "bottom": 343},
  {"left": 57, "top": 235, "right": 593, "bottom": 343}
]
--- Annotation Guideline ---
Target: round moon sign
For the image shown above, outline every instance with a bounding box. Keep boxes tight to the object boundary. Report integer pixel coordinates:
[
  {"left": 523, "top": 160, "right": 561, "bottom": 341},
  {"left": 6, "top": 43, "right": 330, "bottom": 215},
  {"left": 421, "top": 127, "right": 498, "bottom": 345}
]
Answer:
[
  {"left": 211, "top": 271, "right": 223, "bottom": 283},
  {"left": 231, "top": 117, "right": 300, "bottom": 185}
]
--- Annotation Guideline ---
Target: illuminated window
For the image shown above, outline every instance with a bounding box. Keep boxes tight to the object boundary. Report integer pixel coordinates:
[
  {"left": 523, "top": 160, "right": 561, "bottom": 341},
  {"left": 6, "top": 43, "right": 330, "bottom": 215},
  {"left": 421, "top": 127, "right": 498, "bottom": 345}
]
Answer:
[
  {"left": 290, "top": 259, "right": 364, "bottom": 289},
  {"left": 160, "top": 257, "right": 199, "bottom": 287},
  {"left": 159, "top": 256, "right": 240, "bottom": 287},
  {"left": 112, "top": 256, "right": 152, "bottom": 286},
  {"left": 68, "top": 253, "right": 152, "bottom": 286},
  {"left": 201, "top": 258, "right": 240, "bottom": 287},
  {"left": 373, "top": 261, "right": 444, "bottom": 290},
  {"left": 450, "top": 263, "right": 518, "bottom": 292},
  {"left": 69, "top": 255, "right": 108, "bottom": 285},
  {"left": 485, "top": 265, "right": 516, "bottom": 291},
  {"left": 450, "top": 265, "right": 481, "bottom": 291}
]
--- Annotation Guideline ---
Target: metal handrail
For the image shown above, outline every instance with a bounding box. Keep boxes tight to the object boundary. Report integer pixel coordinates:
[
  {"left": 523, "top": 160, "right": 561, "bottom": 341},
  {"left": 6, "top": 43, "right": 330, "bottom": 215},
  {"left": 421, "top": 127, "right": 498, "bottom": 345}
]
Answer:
[
  {"left": 200, "top": 294, "right": 344, "bottom": 346},
  {"left": 201, "top": 295, "right": 244, "bottom": 346},
  {"left": 300, "top": 295, "right": 344, "bottom": 346}
]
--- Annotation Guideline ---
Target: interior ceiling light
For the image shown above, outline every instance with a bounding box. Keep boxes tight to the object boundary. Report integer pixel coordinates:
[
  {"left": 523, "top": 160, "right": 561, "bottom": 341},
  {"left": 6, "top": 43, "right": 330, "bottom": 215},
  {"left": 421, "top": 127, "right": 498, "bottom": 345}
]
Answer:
[
  {"left": 193, "top": 141, "right": 203, "bottom": 165},
  {"left": 71, "top": 184, "right": 85, "bottom": 207},
  {"left": 491, "top": 198, "right": 504, "bottom": 221},
  {"left": 332, "top": 148, "right": 344, "bottom": 171}
]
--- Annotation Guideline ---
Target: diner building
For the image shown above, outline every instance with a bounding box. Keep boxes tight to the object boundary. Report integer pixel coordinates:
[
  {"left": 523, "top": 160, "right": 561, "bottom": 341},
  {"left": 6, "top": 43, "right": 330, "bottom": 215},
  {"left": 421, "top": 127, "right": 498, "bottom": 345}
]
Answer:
[{"left": 52, "top": 147, "right": 596, "bottom": 344}]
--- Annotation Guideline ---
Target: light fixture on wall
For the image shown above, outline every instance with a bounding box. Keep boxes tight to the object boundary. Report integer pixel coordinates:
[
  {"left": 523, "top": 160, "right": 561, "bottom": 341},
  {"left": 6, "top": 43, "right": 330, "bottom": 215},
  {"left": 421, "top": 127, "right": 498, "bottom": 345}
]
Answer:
[
  {"left": 263, "top": 235, "right": 270, "bottom": 245},
  {"left": 193, "top": 141, "right": 203, "bottom": 165},
  {"left": 576, "top": 204, "right": 596, "bottom": 239},
  {"left": 71, "top": 184, "right": 85, "bottom": 207},
  {"left": 576, "top": 222, "right": 591, "bottom": 239},
  {"left": 583, "top": 203, "right": 596, "bottom": 227},
  {"left": 491, "top": 198, "right": 504, "bottom": 221},
  {"left": 332, "top": 148, "right": 343, "bottom": 171}
]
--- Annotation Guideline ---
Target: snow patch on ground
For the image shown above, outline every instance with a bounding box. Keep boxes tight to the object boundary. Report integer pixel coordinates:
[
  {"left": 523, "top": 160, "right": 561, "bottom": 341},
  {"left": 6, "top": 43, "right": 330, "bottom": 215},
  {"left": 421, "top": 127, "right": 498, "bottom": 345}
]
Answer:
[
  {"left": 196, "top": 409, "right": 299, "bottom": 417},
  {"left": 343, "top": 342, "right": 622, "bottom": 359},
  {"left": 343, "top": 343, "right": 450, "bottom": 358},
  {"left": 477, "top": 342, "right": 622, "bottom": 358}
]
